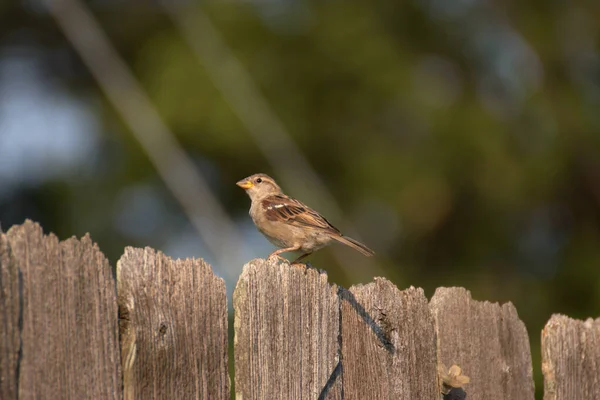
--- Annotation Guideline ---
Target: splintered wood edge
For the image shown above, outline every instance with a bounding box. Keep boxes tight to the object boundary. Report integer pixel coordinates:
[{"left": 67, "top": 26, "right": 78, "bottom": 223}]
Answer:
[
  {"left": 429, "top": 286, "right": 524, "bottom": 335},
  {"left": 348, "top": 277, "right": 427, "bottom": 298},
  {"left": 6, "top": 220, "right": 106, "bottom": 257},
  {"left": 7, "top": 219, "right": 57, "bottom": 248},
  {"left": 233, "top": 257, "right": 333, "bottom": 310},
  {"left": 116, "top": 246, "right": 225, "bottom": 292}
]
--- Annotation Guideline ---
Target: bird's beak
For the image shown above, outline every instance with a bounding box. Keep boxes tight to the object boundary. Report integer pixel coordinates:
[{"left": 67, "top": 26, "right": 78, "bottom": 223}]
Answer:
[{"left": 236, "top": 179, "right": 254, "bottom": 189}]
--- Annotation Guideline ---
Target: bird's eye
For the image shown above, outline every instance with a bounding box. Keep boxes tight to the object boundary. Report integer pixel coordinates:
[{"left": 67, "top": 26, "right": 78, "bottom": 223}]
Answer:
[{"left": 256, "top": 178, "right": 262, "bottom": 183}]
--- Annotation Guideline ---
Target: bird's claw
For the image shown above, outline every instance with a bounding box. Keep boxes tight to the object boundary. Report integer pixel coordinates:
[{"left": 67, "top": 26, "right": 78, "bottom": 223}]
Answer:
[{"left": 267, "top": 254, "right": 288, "bottom": 263}]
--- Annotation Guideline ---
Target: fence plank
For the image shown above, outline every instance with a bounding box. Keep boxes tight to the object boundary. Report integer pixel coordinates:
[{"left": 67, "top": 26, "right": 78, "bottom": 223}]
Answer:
[
  {"left": 118, "top": 247, "right": 229, "bottom": 399},
  {"left": 542, "top": 315, "right": 600, "bottom": 400},
  {"left": 0, "top": 230, "right": 20, "bottom": 400},
  {"left": 234, "top": 259, "right": 341, "bottom": 400},
  {"left": 340, "top": 279, "right": 438, "bottom": 399},
  {"left": 430, "top": 287, "right": 534, "bottom": 400},
  {"left": 4, "top": 220, "right": 122, "bottom": 399}
]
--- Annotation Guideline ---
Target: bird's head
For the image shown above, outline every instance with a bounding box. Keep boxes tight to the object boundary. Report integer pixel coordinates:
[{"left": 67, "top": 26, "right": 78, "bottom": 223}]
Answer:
[{"left": 236, "top": 173, "right": 282, "bottom": 201}]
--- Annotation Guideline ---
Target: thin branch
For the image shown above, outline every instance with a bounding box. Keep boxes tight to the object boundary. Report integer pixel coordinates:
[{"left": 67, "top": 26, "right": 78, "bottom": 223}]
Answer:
[{"left": 44, "top": 0, "right": 245, "bottom": 280}]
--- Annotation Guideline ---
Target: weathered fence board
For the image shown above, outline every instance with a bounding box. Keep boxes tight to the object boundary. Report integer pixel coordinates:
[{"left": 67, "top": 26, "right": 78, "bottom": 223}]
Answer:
[
  {"left": 0, "top": 230, "right": 20, "bottom": 399},
  {"left": 542, "top": 314, "right": 600, "bottom": 400},
  {"left": 430, "top": 287, "right": 535, "bottom": 400},
  {"left": 340, "top": 280, "right": 438, "bottom": 399},
  {"left": 118, "top": 247, "right": 229, "bottom": 399},
  {"left": 234, "top": 259, "right": 341, "bottom": 399},
  {"left": 3, "top": 220, "right": 122, "bottom": 399}
]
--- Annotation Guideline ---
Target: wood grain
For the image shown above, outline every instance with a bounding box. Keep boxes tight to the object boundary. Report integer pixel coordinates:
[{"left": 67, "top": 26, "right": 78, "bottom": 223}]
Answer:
[
  {"left": 542, "top": 314, "right": 600, "bottom": 400},
  {"left": 9, "top": 220, "right": 600, "bottom": 399},
  {"left": 5, "top": 220, "right": 122, "bottom": 399},
  {"left": 430, "top": 287, "right": 535, "bottom": 400},
  {"left": 0, "top": 230, "right": 20, "bottom": 400},
  {"left": 234, "top": 259, "right": 341, "bottom": 400},
  {"left": 118, "top": 246, "right": 229, "bottom": 399},
  {"left": 341, "top": 279, "right": 438, "bottom": 400}
]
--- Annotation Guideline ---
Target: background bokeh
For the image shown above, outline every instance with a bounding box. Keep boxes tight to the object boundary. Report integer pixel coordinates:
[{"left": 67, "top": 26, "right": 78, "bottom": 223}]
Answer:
[{"left": 1, "top": 1, "right": 599, "bottom": 397}]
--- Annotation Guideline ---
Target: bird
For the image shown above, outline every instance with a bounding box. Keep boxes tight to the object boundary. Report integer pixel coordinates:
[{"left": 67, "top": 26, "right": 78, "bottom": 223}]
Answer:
[{"left": 236, "top": 173, "right": 375, "bottom": 264}]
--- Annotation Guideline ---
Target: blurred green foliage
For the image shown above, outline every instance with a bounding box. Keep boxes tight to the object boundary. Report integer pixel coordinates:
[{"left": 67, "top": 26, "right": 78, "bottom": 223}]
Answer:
[{"left": 1, "top": 1, "right": 599, "bottom": 398}]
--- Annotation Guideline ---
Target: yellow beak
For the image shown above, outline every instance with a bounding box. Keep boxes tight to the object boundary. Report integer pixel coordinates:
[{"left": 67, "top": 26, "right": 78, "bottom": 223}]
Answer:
[{"left": 236, "top": 179, "right": 254, "bottom": 189}]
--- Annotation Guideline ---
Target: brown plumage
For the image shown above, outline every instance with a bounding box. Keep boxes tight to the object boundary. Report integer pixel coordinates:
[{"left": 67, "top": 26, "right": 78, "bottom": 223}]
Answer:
[{"left": 236, "top": 173, "right": 375, "bottom": 263}]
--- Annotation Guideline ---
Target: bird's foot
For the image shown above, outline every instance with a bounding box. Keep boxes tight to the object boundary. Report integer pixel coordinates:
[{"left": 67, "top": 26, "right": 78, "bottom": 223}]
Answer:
[{"left": 267, "top": 253, "right": 288, "bottom": 263}]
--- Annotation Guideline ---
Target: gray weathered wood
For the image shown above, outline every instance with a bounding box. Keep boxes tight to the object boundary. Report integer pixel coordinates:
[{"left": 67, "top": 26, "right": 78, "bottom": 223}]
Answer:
[
  {"left": 0, "top": 230, "right": 20, "bottom": 400},
  {"left": 12, "top": 219, "right": 600, "bottom": 399},
  {"left": 234, "top": 259, "right": 341, "bottom": 399},
  {"left": 5, "top": 220, "right": 122, "bottom": 399},
  {"left": 118, "top": 246, "right": 229, "bottom": 399},
  {"left": 542, "top": 314, "right": 600, "bottom": 400},
  {"left": 341, "top": 279, "right": 439, "bottom": 399},
  {"left": 430, "top": 287, "right": 534, "bottom": 400}
]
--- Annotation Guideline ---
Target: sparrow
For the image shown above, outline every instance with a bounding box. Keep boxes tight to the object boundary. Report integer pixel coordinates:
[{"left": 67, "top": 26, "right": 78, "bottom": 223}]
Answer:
[{"left": 237, "top": 173, "right": 375, "bottom": 264}]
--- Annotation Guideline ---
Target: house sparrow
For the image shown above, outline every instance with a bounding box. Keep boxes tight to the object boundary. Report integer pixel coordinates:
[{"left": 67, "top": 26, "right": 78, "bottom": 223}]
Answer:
[{"left": 237, "top": 173, "right": 375, "bottom": 263}]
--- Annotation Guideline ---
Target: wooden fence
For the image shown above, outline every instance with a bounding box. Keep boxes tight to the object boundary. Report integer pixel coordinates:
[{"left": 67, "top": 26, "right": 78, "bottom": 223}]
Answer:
[{"left": 0, "top": 220, "right": 599, "bottom": 399}]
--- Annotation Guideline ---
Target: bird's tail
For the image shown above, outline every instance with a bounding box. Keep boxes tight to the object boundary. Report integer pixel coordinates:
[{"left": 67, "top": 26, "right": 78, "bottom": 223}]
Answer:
[{"left": 333, "top": 235, "right": 375, "bottom": 257}]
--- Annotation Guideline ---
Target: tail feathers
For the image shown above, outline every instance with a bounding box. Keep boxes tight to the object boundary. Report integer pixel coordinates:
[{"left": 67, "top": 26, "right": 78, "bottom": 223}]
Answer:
[{"left": 333, "top": 235, "right": 375, "bottom": 257}]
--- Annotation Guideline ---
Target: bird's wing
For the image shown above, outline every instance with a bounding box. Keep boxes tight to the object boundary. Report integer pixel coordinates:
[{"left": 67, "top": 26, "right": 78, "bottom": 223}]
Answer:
[{"left": 261, "top": 195, "right": 341, "bottom": 235}]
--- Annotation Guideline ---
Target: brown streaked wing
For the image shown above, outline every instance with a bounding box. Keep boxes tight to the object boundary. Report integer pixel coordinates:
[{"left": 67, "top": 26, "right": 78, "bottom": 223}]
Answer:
[{"left": 261, "top": 195, "right": 341, "bottom": 234}]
